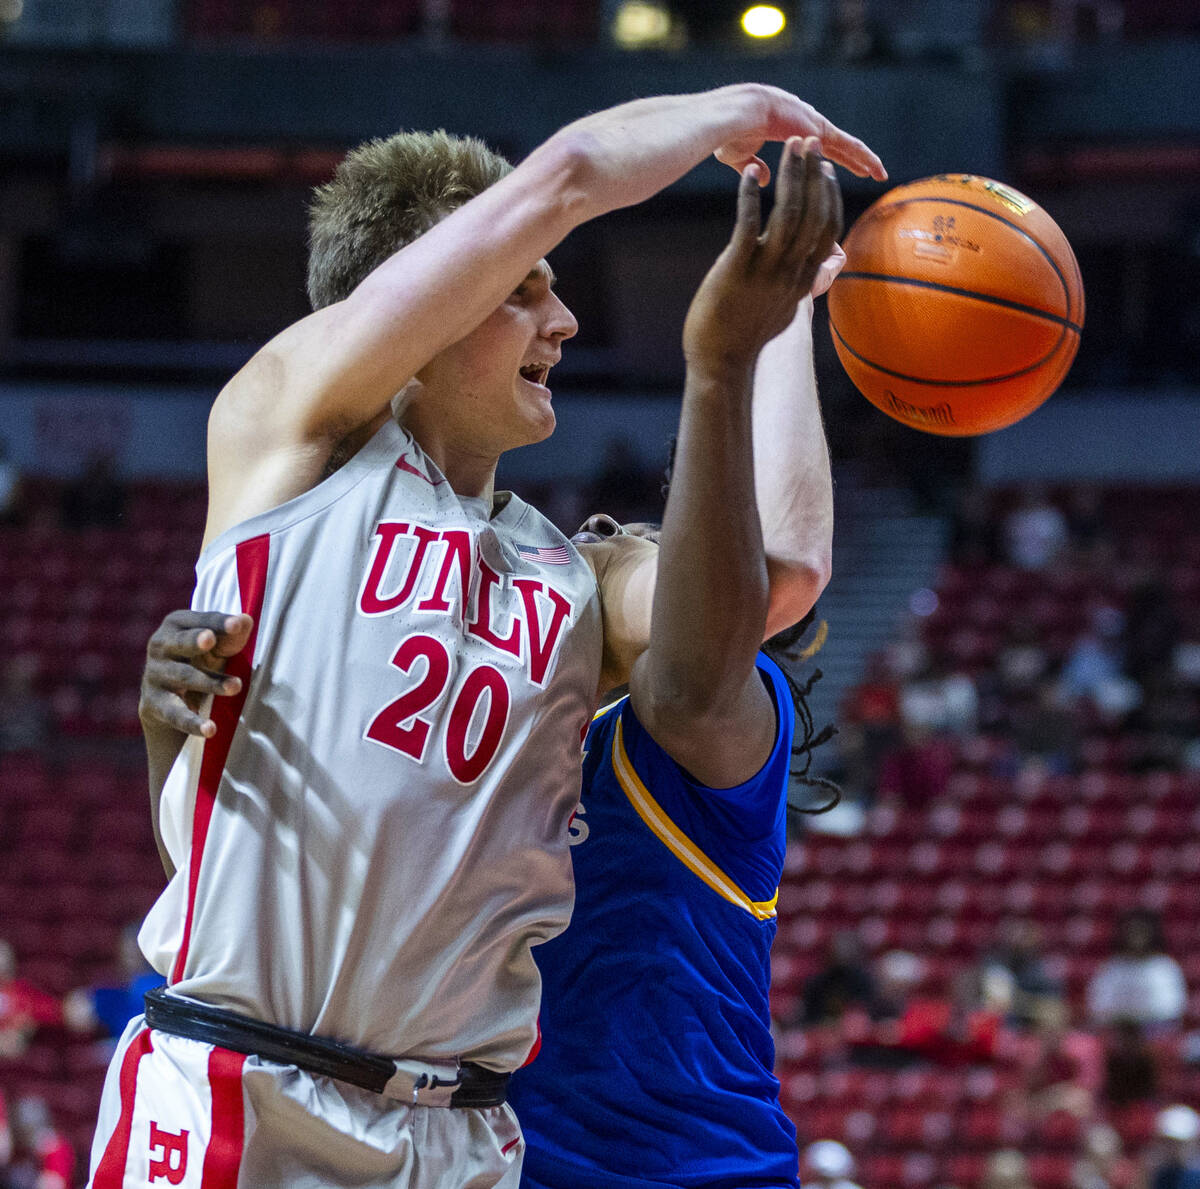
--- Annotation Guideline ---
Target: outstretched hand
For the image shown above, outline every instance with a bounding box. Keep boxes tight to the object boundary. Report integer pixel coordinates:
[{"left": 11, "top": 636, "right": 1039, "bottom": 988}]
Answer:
[
  {"left": 140, "top": 611, "right": 254, "bottom": 738},
  {"left": 682, "top": 136, "right": 844, "bottom": 371},
  {"left": 713, "top": 85, "right": 886, "bottom": 184}
]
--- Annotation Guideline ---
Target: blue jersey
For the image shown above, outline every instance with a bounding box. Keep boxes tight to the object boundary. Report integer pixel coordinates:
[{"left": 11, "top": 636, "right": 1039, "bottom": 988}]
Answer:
[{"left": 510, "top": 653, "right": 799, "bottom": 1189}]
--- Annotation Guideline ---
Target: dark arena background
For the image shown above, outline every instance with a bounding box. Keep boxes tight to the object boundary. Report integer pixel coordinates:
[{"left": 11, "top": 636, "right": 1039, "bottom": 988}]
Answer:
[{"left": 2, "top": 2, "right": 1200, "bottom": 1186}]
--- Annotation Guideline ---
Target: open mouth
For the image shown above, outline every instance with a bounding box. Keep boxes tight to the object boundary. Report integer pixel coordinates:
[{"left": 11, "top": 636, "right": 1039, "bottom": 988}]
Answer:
[{"left": 519, "top": 364, "right": 551, "bottom": 387}]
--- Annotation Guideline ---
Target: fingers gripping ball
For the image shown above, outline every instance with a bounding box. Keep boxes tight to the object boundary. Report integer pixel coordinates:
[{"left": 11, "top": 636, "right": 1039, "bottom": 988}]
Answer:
[{"left": 827, "top": 175, "right": 1084, "bottom": 436}]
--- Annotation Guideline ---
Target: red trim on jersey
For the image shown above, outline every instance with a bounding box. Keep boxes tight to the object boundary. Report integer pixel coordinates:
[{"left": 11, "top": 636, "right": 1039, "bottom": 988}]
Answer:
[
  {"left": 521, "top": 1016, "right": 542, "bottom": 1067},
  {"left": 171, "top": 533, "right": 270, "bottom": 985},
  {"left": 200, "top": 1047, "right": 247, "bottom": 1187},
  {"left": 92, "top": 1027, "right": 154, "bottom": 1187}
]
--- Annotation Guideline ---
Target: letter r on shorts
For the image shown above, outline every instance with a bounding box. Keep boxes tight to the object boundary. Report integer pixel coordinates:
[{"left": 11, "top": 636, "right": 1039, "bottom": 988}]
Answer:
[{"left": 148, "top": 1122, "right": 189, "bottom": 1184}]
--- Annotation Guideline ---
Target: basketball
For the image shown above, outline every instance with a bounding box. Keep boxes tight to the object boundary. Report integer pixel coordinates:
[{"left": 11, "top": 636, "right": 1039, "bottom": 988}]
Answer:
[{"left": 827, "top": 174, "right": 1085, "bottom": 436}]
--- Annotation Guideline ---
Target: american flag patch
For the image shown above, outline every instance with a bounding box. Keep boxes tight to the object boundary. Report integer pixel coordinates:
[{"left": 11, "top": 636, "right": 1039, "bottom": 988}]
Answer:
[{"left": 516, "top": 543, "right": 572, "bottom": 566}]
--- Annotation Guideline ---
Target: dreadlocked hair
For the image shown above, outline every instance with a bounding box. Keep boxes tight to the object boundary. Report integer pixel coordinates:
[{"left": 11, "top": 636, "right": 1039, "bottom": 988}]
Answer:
[{"left": 762, "top": 611, "right": 842, "bottom": 816}]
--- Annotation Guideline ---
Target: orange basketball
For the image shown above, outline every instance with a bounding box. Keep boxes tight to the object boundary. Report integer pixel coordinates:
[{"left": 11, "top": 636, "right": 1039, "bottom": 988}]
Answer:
[{"left": 827, "top": 174, "right": 1084, "bottom": 436}]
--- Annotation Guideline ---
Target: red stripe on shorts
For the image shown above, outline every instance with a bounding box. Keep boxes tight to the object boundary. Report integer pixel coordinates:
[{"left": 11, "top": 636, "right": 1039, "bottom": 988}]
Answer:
[
  {"left": 171, "top": 533, "right": 271, "bottom": 985},
  {"left": 92, "top": 1028, "right": 154, "bottom": 1188},
  {"left": 200, "top": 1047, "right": 247, "bottom": 1187}
]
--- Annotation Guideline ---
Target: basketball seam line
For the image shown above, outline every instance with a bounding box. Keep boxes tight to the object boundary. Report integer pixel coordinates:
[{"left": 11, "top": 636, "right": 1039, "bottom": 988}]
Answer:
[
  {"left": 856, "top": 194, "right": 1076, "bottom": 319},
  {"left": 836, "top": 271, "right": 1084, "bottom": 334},
  {"left": 830, "top": 320, "right": 1075, "bottom": 389}
]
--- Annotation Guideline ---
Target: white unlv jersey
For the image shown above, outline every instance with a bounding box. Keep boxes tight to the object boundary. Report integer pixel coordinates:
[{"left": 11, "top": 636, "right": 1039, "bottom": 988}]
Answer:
[{"left": 140, "top": 420, "right": 602, "bottom": 1071}]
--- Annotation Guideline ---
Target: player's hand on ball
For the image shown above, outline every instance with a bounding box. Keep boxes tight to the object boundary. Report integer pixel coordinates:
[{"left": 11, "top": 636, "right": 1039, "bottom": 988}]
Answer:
[
  {"left": 140, "top": 610, "right": 254, "bottom": 738},
  {"left": 683, "top": 136, "right": 843, "bottom": 371}
]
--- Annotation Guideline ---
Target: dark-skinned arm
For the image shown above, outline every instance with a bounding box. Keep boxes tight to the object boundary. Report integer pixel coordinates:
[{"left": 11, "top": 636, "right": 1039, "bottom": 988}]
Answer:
[
  {"left": 138, "top": 611, "right": 253, "bottom": 877},
  {"left": 628, "top": 137, "right": 841, "bottom": 788}
]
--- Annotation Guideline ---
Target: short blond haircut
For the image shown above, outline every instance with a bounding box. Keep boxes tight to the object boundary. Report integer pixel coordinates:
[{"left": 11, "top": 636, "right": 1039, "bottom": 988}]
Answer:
[{"left": 306, "top": 130, "right": 513, "bottom": 311}]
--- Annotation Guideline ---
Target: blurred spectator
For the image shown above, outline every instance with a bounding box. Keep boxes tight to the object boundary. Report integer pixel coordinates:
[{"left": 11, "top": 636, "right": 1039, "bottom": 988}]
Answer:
[
  {"left": 1173, "top": 635, "right": 1200, "bottom": 688},
  {"left": 0, "top": 941, "right": 62, "bottom": 1059},
  {"left": 798, "top": 932, "right": 878, "bottom": 1028},
  {"left": 1, "top": 1095, "right": 73, "bottom": 1189},
  {"left": 1063, "top": 484, "right": 1110, "bottom": 563},
  {"left": 837, "top": 653, "right": 903, "bottom": 798},
  {"left": 876, "top": 725, "right": 954, "bottom": 807},
  {"left": 995, "top": 618, "right": 1052, "bottom": 695},
  {"left": 949, "top": 485, "right": 1002, "bottom": 568},
  {"left": 800, "top": 1139, "right": 863, "bottom": 1189},
  {"left": 843, "top": 653, "right": 901, "bottom": 731},
  {"left": 60, "top": 448, "right": 126, "bottom": 529},
  {"left": 981, "top": 919, "right": 1063, "bottom": 1024},
  {"left": 63, "top": 922, "right": 158, "bottom": 1049},
  {"left": 980, "top": 1148, "right": 1034, "bottom": 1189},
  {"left": 1101, "top": 1017, "right": 1160, "bottom": 1107},
  {"left": 1072, "top": 1122, "right": 1139, "bottom": 1189},
  {"left": 899, "top": 657, "right": 978, "bottom": 737},
  {"left": 1007, "top": 683, "right": 1081, "bottom": 777},
  {"left": 870, "top": 949, "right": 925, "bottom": 1023},
  {"left": 0, "top": 658, "right": 53, "bottom": 755},
  {"left": 1060, "top": 604, "right": 1126, "bottom": 704},
  {"left": 1087, "top": 910, "right": 1187, "bottom": 1029},
  {"left": 823, "top": 0, "right": 892, "bottom": 64},
  {"left": 1145, "top": 1105, "right": 1200, "bottom": 1189},
  {"left": 1124, "top": 579, "right": 1181, "bottom": 687},
  {"left": 584, "top": 437, "right": 660, "bottom": 527},
  {"left": 1015, "top": 997, "right": 1103, "bottom": 1120},
  {"left": 869, "top": 965, "right": 1012, "bottom": 1069},
  {"left": 0, "top": 437, "right": 26, "bottom": 526},
  {"left": 1127, "top": 668, "right": 1200, "bottom": 773},
  {"left": 1004, "top": 486, "right": 1068, "bottom": 570}
]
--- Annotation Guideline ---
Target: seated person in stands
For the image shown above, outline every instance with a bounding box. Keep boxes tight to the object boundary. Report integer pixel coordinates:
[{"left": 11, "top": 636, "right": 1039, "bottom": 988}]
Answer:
[
  {"left": 1012, "top": 996, "right": 1102, "bottom": 1121},
  {"left": 1, "top": 1095, "right": 73, "bottom": 1189},
  {"left": 63, "top": 922, "right": 159, "bottom": 1049},
  {"left": 1101, "top": 1017, "right": 1159, "bottom": 1108},
  {"left": 797, "top": 931, "right": 878, "bottom": 1027},
  {"left": 979, "top": 918, "right": 1063, "bottom": 1026},
  {"left": 1146, "top": 1105, "right": 1200, "bottom": 1189},
  {"left": 0, "top": 941, "right": 61, "bottom": 1060},
  {"left": 1087, "top": 909, "right": 1187, "bottom": 1031}
]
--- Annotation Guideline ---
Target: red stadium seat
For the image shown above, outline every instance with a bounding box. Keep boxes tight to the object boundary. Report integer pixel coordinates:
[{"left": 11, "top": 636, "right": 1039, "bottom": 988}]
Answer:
[{"left": 1027, "top": 1154, "right": 1076, "bottom": 1189}]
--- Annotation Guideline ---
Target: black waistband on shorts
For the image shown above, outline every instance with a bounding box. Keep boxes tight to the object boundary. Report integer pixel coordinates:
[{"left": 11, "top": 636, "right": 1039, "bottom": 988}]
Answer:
[{"left": 143, "top": 987, "right": 510, "bottom": 1109}]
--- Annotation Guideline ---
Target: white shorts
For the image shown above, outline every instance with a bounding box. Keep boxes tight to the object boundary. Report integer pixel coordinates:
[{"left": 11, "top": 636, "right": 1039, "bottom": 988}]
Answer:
[{"left": 87, "top": 1017, "right": 524, "bottom": 1189}]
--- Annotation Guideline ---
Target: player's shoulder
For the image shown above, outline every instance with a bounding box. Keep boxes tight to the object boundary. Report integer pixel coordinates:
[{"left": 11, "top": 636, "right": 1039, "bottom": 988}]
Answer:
[
  {"left": 622, "top": 651, "right": 791, "bottom": 771},
  {"left": 200, "top": 418, "right": 406, "bottom": 562}
]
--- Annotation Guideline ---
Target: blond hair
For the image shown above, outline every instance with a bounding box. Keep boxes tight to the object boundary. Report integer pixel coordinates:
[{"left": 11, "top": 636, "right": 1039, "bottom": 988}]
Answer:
[{"left": 306, "top": 130, "right": 512, "bottom": 311}]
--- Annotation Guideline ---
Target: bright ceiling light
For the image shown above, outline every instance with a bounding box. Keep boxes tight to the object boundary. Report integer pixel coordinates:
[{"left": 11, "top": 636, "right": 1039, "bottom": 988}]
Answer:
[
  {"left": 613, "top": 0, "right": 672, "bottom": 47},
  {"left": 741, "top": 5, "right": 786, "bottom": 38}
]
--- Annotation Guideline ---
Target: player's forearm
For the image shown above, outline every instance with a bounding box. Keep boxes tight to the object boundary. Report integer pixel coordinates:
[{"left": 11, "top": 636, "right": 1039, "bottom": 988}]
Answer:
[
  {"left": 554, "top": 86, "right": 769, "bottom": 221},
  {"left": 639, "top": 361, "right": 768, "bottom": 719},
  {"left": 141, "top": 716, "right": 185, "bottom": 879},
  {"left": 753, "top": 296, "right": 833, "bottom": 636}
]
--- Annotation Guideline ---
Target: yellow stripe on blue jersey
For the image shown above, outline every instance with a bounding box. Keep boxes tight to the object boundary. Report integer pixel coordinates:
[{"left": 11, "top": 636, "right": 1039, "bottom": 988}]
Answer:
[{"left": 610, "top": 714, "right": 779, "bottom": 920}]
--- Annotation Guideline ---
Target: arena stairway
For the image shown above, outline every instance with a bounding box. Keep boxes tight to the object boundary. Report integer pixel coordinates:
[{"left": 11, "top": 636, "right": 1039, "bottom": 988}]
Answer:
[{"left": 804, "top": 469, "right": 947, "bottom": 773}]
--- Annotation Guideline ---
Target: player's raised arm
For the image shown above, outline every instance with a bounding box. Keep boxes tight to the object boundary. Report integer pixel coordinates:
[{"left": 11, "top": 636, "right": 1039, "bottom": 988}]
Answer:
[
  {"left": 752, "top": 241, "right": 843, "bottom": 638},
  {"left": 628, "top": 137, "right": 842, "bottom": 788},
  {"left": 206, "top": 86, "right": 882, "bottom": 541}
]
